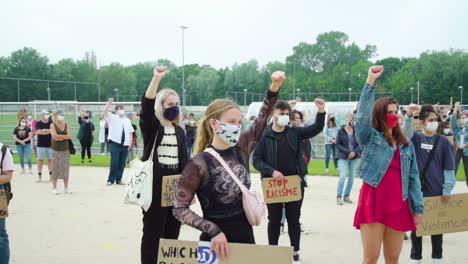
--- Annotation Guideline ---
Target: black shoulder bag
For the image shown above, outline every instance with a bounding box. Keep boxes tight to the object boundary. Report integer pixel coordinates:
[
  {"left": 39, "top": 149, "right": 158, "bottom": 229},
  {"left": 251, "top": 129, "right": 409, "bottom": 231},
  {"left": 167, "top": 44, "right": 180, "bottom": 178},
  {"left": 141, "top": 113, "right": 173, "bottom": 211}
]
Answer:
[{"left": 419, "top": 134, "right": 440, "bottom": 191}]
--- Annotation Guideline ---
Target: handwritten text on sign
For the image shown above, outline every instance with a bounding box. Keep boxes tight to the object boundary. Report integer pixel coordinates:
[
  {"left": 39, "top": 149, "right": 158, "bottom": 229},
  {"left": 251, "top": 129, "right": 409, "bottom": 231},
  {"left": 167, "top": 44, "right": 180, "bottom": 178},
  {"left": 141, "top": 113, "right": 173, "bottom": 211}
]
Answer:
[
  {"left": 161, "top": 174, "right": 181, "bottom": 207},
  {"left": 158, "top": 239, "right": 292, "bottom": 264},
  {"left": 416, "top": 193, "right": 468, "bottom": 236},
  {"left": 262, "top": 175, "right": 302, "bottom": 204},
  {"left": 0, "top": 189, "right": 8, "bottom": 219}
]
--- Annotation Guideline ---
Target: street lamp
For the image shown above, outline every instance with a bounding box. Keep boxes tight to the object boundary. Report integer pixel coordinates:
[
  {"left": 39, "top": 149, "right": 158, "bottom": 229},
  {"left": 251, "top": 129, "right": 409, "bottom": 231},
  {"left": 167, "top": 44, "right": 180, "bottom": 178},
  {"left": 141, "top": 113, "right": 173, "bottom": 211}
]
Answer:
[
  {"left": 348, "top": 88, "right": 352, "bottom": 101},
  {"left": 181, "top": 26, "right": 188, "bottom": 110},
  {"left": 46, "top": 87, "right": 51, "bottom": 101},
  {"left": 410, "top": 87, "right": 414, "bottom": 103},
  {"left": 460, "top": 86, "right": 464, "bottom": 106},
  {"left": 244, "top": 89, "right": 247, "bottom": 106},
  {"left": 114, "top": 88, "right": 119, "bottom": 102},
  {"left": 296, "top": 89, "right": 301, "bottom": 100}
]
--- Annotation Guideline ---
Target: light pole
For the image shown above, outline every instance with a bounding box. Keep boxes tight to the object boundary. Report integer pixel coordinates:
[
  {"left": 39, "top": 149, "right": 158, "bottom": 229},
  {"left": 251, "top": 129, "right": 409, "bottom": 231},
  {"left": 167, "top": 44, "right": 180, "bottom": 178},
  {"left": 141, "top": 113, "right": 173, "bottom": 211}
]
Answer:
[
  {"left": 417, "top": 80, "right": 420, "bottom": 105},
  {"left": 181, "top": 26, "right": 188, "bottom": 110},
  {"left": 293, "top": 63, "right": 296, "bottom": 99},
  {"left": 348, "top": 88, "right": 352, "bottom": 101},
  {"left": 244, "top": 89, "right": 247, "bottom": 106},
  {"left": 297, "top": 89, "right": 300, "bottom": 100},
  {"left": 47, "top": 88, "right": 51, "bottom": 101},
  {"left": 460, "top": 86, "right": 464, "bottom": 106},
  {"left": 410, "top": 87, "right": 414, "bottom": 103},
  {"left": 74, "top": 83, "right": 77, "bottom": 101},
  {"left": 114, "top": 88, "right": 119, "bottom": 102}
]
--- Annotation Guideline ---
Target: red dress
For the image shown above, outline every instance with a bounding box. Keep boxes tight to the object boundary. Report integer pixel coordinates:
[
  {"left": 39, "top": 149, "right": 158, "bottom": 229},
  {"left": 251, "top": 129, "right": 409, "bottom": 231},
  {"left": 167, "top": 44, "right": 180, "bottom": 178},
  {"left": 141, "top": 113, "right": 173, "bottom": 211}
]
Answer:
[{"left": 354, "top": 149, "right": 416, "bottom": 231}]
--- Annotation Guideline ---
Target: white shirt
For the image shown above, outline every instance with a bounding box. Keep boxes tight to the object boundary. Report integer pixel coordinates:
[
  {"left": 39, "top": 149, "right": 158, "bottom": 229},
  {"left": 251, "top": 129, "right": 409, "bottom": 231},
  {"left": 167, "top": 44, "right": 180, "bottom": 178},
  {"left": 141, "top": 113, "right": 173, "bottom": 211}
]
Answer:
[
  {"left": 0, "top": 144, "right": 15, "bottom": 173},
  {"left": 157, "top": 127, "right": 179, "bottom": 165},
  {"left": 106, "top": 114, "right": 134, "bottom": 146}
]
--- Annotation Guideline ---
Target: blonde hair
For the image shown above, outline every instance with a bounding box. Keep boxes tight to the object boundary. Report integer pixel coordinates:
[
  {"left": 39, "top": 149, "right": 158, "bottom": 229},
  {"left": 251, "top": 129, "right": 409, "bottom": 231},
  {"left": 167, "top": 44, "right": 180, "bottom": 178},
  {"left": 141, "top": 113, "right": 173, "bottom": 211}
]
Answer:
[
  {"left": 154, "top": 88, "right": 182, "bottom": 127},
  {"left": 193, "top": 99, "right": 240, "bottom": 155}
]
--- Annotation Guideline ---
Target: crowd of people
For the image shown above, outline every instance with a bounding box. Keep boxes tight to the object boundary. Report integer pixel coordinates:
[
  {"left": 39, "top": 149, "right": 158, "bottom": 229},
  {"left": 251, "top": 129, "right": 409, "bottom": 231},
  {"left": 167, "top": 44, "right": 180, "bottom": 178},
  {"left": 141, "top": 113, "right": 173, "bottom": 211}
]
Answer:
[{"left": 0, "top": 64, "right": 466, "bottom": 264}]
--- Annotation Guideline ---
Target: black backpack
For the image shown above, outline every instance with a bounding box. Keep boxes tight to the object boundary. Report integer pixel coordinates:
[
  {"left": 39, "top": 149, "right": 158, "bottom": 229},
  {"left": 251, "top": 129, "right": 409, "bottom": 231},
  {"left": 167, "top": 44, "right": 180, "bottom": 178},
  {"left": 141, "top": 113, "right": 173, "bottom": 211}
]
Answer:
[{"left": 1, "top": 144, "right": 13, "bottom": 204}]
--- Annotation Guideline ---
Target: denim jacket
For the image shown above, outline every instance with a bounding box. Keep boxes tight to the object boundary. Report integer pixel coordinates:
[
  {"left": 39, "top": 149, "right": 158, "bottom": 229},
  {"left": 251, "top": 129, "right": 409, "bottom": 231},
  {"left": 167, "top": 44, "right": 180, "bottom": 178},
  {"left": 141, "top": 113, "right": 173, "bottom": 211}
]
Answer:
[
  {"left": 450, "top": 116, "right": 468, "bottom": 156},
  {"left": 355, "top": 83, "right": 424, "bottom": 214}
]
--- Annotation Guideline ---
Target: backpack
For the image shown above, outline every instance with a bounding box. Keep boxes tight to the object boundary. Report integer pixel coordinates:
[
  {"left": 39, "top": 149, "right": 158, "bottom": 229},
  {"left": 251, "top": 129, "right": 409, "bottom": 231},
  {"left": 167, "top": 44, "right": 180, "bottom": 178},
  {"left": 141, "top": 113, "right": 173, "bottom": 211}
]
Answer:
[{"left": 1, "top": 144, "right": 13, "bottom": 204}]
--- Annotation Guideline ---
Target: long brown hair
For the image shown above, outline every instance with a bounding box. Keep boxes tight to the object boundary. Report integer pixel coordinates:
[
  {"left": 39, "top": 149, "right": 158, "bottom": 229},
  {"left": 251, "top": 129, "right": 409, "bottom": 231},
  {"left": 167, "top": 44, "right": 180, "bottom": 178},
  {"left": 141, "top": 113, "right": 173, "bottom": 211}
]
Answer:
[
  {"left": 327, "top": 115, "right": 337, "bottom": 128},
  {"left": 193, "top": 99, "right": 240, "bottom": 155},
  {"left": 372, "top": 97, "right": 409, "bottom": 146}
]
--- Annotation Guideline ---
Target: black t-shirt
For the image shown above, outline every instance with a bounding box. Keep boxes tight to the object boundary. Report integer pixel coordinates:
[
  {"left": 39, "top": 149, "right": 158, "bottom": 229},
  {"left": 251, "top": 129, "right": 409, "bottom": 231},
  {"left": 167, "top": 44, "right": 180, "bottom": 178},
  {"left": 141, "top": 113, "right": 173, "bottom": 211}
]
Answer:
[
  {"left": 185, "top": 125, "right": 197, "bottom": 144},
  {"left": 13, "top": 126, "right": 32, "bottom": 145},
  {"left": 132, "top": 124, "right": 137, "bottom": 138},
  {"left": 36, "top": 120, "right": 52, "bottom": 148},
  {"left": 274, "top": 130, "right": 298, "bottom": 176}
]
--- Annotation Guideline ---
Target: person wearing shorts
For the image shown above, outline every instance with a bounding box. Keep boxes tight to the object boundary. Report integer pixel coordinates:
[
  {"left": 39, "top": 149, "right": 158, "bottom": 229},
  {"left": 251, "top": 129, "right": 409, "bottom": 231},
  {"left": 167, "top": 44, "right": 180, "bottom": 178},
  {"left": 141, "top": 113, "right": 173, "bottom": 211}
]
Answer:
[{"left": 36, "top": 110, "right": 54, "bottom": 182}]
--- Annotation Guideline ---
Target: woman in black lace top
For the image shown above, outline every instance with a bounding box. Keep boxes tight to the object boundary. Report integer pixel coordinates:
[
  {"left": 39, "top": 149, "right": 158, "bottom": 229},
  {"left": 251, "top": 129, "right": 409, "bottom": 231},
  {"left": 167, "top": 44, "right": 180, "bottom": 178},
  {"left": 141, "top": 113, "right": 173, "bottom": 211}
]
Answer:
[{"left": 173, "top": 71, "right": 286, "bottom": 259}]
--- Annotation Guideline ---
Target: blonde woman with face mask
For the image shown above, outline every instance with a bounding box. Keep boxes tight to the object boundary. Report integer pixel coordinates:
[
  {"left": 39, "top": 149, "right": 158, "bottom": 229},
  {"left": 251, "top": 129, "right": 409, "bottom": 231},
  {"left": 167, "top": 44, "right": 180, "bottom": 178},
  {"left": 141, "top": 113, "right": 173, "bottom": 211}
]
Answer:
[
  {"left": 139, "top": 66, "right": 188, "bottom": 264},
  {"left": 173, "top": 71, "right": 285, "bottom": 261},
  {"left": 50, "top": 111, "right": 72, "bottom": 194}
]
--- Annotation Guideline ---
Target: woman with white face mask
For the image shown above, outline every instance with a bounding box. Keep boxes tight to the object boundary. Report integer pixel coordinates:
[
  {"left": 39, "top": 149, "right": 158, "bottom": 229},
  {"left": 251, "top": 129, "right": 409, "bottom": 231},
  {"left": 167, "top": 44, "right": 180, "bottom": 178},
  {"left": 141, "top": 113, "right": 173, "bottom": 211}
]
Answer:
[
  {"left": 139, "top": 66, "right": 188, "bottom": 264},
  {"left": 173, "top": 71, "right": 285, "bottom": 261},
  {"left": 451, "top": 102, "right": 468, "bottom": 186},
  {"left": 50, "top": 111, "right": 72, "bottom": 194}
]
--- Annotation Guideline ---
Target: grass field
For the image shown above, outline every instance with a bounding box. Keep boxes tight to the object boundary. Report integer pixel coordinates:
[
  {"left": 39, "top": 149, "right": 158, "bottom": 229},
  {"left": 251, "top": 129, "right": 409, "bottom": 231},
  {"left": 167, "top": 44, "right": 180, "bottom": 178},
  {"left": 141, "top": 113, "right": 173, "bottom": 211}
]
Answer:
[{"left": 12, "top": 153, "right": 467, "bottom": 181}]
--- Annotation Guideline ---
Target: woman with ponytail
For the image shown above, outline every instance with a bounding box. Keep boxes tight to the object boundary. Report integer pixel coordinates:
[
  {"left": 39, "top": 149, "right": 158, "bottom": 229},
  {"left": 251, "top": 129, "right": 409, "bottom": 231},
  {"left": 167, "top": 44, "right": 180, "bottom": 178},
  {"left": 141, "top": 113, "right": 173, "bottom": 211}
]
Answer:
[
  {"left": 173, "top": 71, "right": 285, "bottom": 260},
  {"left": 139, "top": 66, "right": 188, "bottom": 264}
]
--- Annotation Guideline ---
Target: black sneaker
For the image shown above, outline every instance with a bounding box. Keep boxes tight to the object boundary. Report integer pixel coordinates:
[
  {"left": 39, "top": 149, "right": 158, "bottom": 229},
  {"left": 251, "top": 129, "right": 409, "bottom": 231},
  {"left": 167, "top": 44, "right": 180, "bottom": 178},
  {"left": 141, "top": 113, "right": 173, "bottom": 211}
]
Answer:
[
  {"left": 293, "top": 253, "right": 300, "bottom": 262},
  {"left": 116, "top": 181, "right": 125, "bottom": 185},
  {"left": 81, "top": 160, "right": 85, "bottom": 164},
  {"left": 88, "top": 160, "right": 92, "bottom": 163}
]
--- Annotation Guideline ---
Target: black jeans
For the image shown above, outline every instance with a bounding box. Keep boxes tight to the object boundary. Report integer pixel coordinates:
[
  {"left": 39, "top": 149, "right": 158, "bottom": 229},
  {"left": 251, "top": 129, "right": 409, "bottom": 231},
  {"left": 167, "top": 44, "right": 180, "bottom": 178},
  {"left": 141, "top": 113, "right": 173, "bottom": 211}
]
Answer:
[
  {"left": 80, "top": 140, "right": 92, "bottom": 160},
  {"left": 141, "top": 167, "right": 182, "bottom": 264},
  {"left": 199, "top": 213, "right": 255, "bottom": 244},
  {"left": 267, "top": 185, "right": 305, "bottom": 251},
  {"left": 410, "top": 231, "right": 443, "bottom": 260},
  {"left": 455, "top": 149, "right": 468, "bottom": 185}
]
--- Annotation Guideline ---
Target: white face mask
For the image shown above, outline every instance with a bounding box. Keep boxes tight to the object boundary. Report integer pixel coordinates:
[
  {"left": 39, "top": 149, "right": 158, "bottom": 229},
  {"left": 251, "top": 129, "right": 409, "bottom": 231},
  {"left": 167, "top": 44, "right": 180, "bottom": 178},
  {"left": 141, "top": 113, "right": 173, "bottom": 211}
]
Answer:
[
  {"left": 20, "top": 121, "right": 27, "bottom": 126},
  {"left": 426, "top": 121, "right": 438, "bottom": 132},
  {"left": 213, "top": 119, "right": 241, "bottom": 147},
  {"left": 117, "top": 109, "right": 125, "bottom": 116},
  {"left": 44, "top": 115, "right": 50, "bottom": 120},
  {"left": 27, "top": 116, "right": 32, "bottom": 119},
  {"left": 276, "top": 115, "right": 290, "bottom": 127},
  {"left": 57, "top": 115, "right": 65, "bottom": 121}
]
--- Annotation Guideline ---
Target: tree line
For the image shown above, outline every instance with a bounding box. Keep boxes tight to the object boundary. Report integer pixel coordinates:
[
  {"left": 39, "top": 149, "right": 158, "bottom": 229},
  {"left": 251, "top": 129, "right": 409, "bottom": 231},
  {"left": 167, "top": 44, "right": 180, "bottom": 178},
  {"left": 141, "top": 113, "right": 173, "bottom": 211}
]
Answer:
[{"left": 0, "top": 31, "right": 467, "bottom": 105}]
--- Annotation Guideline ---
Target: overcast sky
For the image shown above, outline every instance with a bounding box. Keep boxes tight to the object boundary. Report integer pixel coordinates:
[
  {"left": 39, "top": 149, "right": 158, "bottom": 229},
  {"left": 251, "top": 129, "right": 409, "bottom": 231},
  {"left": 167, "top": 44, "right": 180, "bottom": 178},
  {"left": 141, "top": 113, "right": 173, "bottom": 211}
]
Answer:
[{"left": 1, "top": 0, "right": 467, "bottom": 69}]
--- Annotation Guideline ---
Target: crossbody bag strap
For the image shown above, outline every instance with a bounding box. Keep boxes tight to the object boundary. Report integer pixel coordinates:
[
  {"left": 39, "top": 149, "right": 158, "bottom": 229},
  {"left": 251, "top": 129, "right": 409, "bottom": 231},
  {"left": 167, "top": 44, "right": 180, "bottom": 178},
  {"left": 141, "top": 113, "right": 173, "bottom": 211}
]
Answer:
[
  {"left": 204, "top": 148, "right": 248, "bottom": 192},
  {"left": 420, "top": 134, "right": 441, "bottom": 190},
  {"left": 148, "top": 129, "right": 159, "bottom": 161}
]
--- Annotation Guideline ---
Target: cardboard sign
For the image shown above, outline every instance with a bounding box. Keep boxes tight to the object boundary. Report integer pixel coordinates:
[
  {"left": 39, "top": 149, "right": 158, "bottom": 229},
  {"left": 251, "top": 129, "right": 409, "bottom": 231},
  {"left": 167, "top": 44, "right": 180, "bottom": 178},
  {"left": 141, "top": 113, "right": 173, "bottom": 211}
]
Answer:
[
  {"left": 157, "top": 239, "right": 293, "bottom": 264},
  {"left": 262, "top": 175, "right": 302, "bottom": 204},
  {"left": 0, "top": 189, "right": 8, "bottom": 219},
  {"left": 161, "top": 174, "right": 181, "bottom": 207},
  {"left": 416, "top": 193, "right": 468, "bottom": 236}
]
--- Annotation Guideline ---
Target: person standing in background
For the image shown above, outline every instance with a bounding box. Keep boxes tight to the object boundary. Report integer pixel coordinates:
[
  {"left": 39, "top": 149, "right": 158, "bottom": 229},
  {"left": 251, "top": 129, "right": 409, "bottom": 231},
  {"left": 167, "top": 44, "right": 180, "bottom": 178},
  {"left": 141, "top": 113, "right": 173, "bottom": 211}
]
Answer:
[
  {"left": 336, "top": 114, "right": 361, "bottom": 205},
  {"left": 102, "top": 99, "right": 134, "bottom": 186},
  {"left": 50, "top": 111, "right": 72, "bottom": 194},
  {"left": 324, "top": 114, "right": 339, "bottom": 173},
  {"left": 13, "top": 117, "right": 33, "bottom": 174},
  {"left": 36, "top": 110, "right": 54, "bottom": 182},
  {"left": 99, "top": 116, "right": 109, "bottom": 155},
  {"left": 185, "top": 113, "right": 197, "bottom": 157},
  {"left": 77, "top": 112, "right": 95, "bottom": 164},
  {"left": 0, "top": 142, "right": 15, "bottom": 264},
  {"left": 127, "top": 113, "right": 138, "bottom": 163}
]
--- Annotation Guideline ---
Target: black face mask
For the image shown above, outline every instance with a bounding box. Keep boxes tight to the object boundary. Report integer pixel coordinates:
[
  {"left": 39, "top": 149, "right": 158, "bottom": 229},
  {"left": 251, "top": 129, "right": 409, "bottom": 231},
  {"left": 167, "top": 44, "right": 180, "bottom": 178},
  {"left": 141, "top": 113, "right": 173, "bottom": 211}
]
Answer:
[
  {"left": 84, "top": 116, "right": 89, "bottom": 120},
  {"left": 164, "top": 106, "right": 180, "bottom": 121},
  {"left": 330, "top": 117, "right": 335, "bottom": 122}
]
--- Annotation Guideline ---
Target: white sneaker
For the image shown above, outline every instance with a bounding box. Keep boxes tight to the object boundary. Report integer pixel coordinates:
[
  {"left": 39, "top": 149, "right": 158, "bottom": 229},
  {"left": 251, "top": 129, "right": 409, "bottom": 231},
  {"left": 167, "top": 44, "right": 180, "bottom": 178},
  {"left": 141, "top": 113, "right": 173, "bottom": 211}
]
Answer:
[
  {"left": 52, "top": 189, "right": 60, "bottom": 195},
  {"left": 100, "top": 153, "right": 106, "bottom": 156},
  {"left": 28, "top": 168, "right": 33, "bottom": 174},
  {"left": 64, "top": 188, "right": 72, "bottom": 194},
  {"left": 432, "top": 258, "right": 443, "bottom": 264},
  {"left": 300, "top": 224, "right": 306, "bottom": 232},
  {"left": 409, "top": 259, "right": 421, "bottom": 264},
  {"left": 325, "top": 168, "right": 329, "bottom": 173},
  {"left": 21, "top": 168, "right": 25, "bottom": 174}
]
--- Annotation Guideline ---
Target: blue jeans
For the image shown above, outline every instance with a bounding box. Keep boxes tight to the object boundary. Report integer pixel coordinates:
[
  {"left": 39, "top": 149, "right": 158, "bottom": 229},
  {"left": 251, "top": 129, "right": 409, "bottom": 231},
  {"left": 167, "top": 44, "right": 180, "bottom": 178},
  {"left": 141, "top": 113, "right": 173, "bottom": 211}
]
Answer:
[
  {"left": 337, "top": 159, "right": 359, "bottom": 196},
  {"left": 0, "top": 218, "right": 9, "bottom": 264},
  {"left": 186, "top": 144, "right": 193, "bottom": 157},
  {"left": 108, "top": 142, "right": 129, "bottom": 183},
  {"left": 17, "top": 143, "right": 33, "bottom": 169},
  {"left": 325, "top": 144, "right": 337, "bottom": 169}
]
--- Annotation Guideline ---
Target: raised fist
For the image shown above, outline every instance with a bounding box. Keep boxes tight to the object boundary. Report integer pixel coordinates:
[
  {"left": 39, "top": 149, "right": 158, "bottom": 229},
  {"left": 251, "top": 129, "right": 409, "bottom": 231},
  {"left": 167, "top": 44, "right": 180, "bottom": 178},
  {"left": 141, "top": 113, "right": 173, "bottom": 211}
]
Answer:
[
  {"left": 270, "top": 71, "right": 286, "bottom": 89},
  {"left": 455, "top": 102, "right": 461, "bottom": 111},
  {"left": 288, "top": 100, "right": 297, "bottom": 108},
  {"left": 367, "top": 65, "right": 384, "bottom": 85},
  {"left": 154, "top": 66, "right": 169, "bottom": 79},
  {"left": 314, "top": 98, "right": 326, "bottom": 113},
  {"left": 108, "top": 98, "right": 114, "bottom": 104}
]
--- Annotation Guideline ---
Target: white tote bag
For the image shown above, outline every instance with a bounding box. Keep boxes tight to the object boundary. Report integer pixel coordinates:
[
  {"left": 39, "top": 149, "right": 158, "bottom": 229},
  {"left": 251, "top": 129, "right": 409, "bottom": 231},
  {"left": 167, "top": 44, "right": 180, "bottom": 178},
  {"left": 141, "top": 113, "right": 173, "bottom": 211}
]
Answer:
[{"left": 124, "top": 131, "right": 157, "bottom": 211}]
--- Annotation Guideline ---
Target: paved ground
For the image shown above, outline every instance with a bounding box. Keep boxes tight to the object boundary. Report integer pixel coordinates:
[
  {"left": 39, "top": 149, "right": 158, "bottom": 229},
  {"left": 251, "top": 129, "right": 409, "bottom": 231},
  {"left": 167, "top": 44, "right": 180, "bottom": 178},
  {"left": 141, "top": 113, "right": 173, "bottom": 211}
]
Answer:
[{"left": 6, "top": 165, "right": 468, "bottom": 263}]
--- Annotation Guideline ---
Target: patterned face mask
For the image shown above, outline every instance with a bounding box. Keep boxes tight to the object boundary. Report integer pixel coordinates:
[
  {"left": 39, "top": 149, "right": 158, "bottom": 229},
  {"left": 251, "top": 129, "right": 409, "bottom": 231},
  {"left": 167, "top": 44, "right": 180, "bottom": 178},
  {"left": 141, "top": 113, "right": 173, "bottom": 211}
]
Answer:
[{"left": 213, "top": 119, "right": 241, "bottom": 147}]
